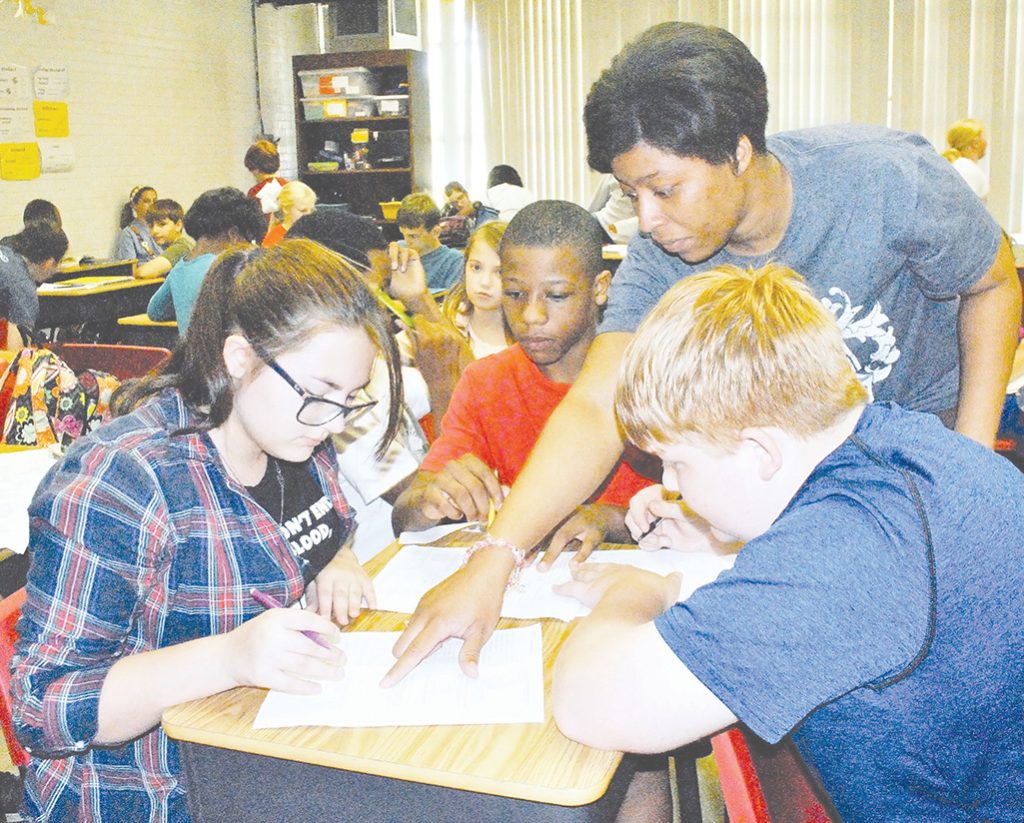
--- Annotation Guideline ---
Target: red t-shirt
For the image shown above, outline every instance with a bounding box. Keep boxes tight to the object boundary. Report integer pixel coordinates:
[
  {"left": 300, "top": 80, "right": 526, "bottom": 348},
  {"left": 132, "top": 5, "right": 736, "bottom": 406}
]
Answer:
[
  {"left": 421, "top": 344, "right": 654, "bottom": 506},
  {"left": 261, "top": 223, "right": 287, "bottom": 248}
]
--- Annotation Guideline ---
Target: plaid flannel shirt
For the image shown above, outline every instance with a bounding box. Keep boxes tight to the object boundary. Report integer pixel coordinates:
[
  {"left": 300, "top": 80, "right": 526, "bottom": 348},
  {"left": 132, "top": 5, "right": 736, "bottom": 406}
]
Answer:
[{"left": 12, "top": 389, "right": 351, "bottom": 822}]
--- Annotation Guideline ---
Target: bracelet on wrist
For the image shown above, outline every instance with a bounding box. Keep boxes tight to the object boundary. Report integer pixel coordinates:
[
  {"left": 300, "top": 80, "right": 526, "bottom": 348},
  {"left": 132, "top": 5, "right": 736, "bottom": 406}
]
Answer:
[{"left": 463, "top": 536, "right": 527, "bottom": 590}]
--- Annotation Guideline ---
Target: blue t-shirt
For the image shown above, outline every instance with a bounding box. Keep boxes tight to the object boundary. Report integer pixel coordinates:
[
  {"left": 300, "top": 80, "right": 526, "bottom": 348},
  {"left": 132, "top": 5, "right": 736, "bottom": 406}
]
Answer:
[
  {"left": 601, "top": 125, "right": 1003, "bottom": 414},
  {"left": 655, "top": 403, "right": 1024, "bottom": 819},
  {"left": 419, "top": 243, "right": 465, "bottom": 293},
  {"left": 146, "top": 253, "right": 216, "bottom": 335}
]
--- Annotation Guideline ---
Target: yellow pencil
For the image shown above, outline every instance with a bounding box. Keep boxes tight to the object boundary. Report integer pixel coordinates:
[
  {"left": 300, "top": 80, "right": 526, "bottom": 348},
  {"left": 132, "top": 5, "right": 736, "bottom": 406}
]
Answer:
[{"left": 486, "top": 498, "right": 497, "bottom": 530}]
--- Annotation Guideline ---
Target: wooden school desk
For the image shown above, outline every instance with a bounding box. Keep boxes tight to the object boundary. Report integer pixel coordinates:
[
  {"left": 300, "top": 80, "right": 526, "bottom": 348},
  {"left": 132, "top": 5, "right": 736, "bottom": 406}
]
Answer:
[
  {"left": 163, "top": 537, "right": 632, "bottom": 823},
  {"left": 116, "top": 312, "right": 178, "bottom": 349},
  {"left": 36, "top": 275, "right": 162, "bottom": 337},
  {"left": 52, "top": 259, "right": 135, "bottom": 283}
]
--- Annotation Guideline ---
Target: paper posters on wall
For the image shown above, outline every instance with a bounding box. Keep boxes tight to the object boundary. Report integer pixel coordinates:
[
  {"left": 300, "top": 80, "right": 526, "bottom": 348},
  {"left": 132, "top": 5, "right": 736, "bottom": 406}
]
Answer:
[
  {"left": 0, "top": 102, "right": 32, "bottom": 140},
  {"left": 0, "top": 142, "right": 42, "bottom": 180},
  {"left": 33, "top": 100, "right": 68, "bottom": 137},
  {"left": 32, "top": 64, "right": 68, "bottom": 100},
  {"left": 0, "top": 64, "right": 30, "bottom": 100},
  {"left": 38, "top": 138, "right": 72, "bottom": 172}
]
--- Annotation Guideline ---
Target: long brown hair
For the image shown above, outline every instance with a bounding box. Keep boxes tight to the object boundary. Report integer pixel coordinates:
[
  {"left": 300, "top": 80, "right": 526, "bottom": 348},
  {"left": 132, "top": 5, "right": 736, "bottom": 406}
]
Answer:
[{"left": 113, "top": 239, "right": 403, "bottom": 456}]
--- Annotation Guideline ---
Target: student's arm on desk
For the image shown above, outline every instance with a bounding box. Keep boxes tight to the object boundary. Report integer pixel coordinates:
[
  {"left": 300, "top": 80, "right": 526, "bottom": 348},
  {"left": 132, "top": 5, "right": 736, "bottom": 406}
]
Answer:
[
  {"left": 94, "top": 608, "right": 344, "bottom": 744},
  {"left": 382, "top": 333, "right": 631, "bottom": 685},
  {"left": 134, "top": 254, "right": 172, "bottom": 280},
  {"left": 955, "top": 237, "right": 1021, "bottom": 446},
  {"left": 552, "top": 565, "right": 736, "bottom": 753},
  {"left": 146, "top": 277, "right": 174, "bottom": 321}
]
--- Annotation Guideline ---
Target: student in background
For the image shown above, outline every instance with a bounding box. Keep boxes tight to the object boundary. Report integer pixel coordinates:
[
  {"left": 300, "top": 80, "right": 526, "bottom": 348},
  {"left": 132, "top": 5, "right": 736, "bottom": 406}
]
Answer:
[
  {"left": 21, "top": 199, "right": 61, "bottom": 230},
  {"left": 113, "top": 185, "right": 162, "bottom": 263},
  {"left": 390, "top": 201, "right": 651, "bottom": 551},
  {"left": 134, "top": 199, "right": 195, "bottom": 280},
  {"left": 943, "top": 118, "right": 989, "bottom": 201},
  {"left": 552, "top": 263, "right": 1024, "bottom": 820},
  {"left": 441, "top": 221, "right": 511, "bottom": 359},
  {"left": 289, "top": 208, "right": 431, "bottom": 562},
  {"left": 0, "top": 223, "right": 69, "bottom": 329},
  {"left": 147, "top": 187, "right": 264, "bottom": 335},
  {"left": 396, "top": 192, "right": 465, "bottom": 292},
  {"left": 484, "top": 164, "right": 537, "bottom": 222},
  {"left": 13, "top": 240, "right": 400, "bottom": 821},
  {"left": 438, "top": 181, "right": 498, "bottom": 247},
  {"left": 588, "top": 174, "right": 639, "bottom": 244},
  {"left": 245, "top": 138, "right": 288, "bottom": 215},
  {"left": 262, "top": 181, "right": 317, "bottom": 248}
]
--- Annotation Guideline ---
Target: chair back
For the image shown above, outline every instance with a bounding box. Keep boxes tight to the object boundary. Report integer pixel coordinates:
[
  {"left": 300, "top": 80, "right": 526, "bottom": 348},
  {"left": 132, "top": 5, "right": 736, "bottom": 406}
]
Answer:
[
  {"left": 711, "top": 727, "right": 835, "bottom": 823},
  {"left": 49, "top": 343, "right": 171, "bottom": 381},
  {"left": 0, "top": 588, "right": 29, "bottom": 767}
]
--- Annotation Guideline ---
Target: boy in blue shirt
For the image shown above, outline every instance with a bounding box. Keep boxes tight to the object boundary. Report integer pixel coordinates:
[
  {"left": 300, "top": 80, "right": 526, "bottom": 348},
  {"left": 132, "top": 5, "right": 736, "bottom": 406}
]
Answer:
[
  {"left": 396, "top": 192, "right": 464, "bottom": 293},
  {"left": 552, "top": 263, "right": 1024, "bottom": 820}
]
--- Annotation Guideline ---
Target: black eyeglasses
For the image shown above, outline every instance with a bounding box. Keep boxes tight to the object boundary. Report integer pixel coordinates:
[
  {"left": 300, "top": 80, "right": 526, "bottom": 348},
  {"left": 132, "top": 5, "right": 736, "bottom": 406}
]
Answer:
[{"left": 249, "top": 341, "right": 377, "bottom": 427}]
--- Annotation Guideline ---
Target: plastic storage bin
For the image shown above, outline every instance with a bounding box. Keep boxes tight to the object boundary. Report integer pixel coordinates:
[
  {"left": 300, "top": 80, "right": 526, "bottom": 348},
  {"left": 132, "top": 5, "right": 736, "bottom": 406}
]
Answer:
[
  {"left": 377, "top": 96, "right": 409, "bottom": 116},
  {"left": 347, "top": 98, "right": 377, "bottom": 117},
  {"left": 299, "top": 68, "right": 379, "bottom": 97}
]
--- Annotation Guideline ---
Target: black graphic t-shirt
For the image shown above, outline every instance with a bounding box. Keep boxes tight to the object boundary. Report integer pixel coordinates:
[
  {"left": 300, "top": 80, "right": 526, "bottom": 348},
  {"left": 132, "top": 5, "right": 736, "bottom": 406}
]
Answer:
[{"left": 248, "top": 457, "right": 349, "bottom": 585}]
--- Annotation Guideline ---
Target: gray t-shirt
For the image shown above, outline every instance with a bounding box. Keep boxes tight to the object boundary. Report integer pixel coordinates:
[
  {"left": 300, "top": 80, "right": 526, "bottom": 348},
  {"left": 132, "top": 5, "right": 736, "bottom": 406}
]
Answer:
[
  {"left": 0, "top": 245, "right": 38, "bottom": 328},
  {"left": 600, "top": 125, "right": 1003, "bottom": 413}
]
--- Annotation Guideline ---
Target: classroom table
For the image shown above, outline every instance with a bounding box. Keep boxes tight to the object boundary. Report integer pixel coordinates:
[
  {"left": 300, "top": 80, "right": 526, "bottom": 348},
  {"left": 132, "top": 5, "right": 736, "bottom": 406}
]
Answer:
[
  {"left": 162, "top": 535, "right": 632, "bottom": 823},
  {"left": 116, "top": 312, "right": 179, "bottom": 349},
  {"left": 52, "top": 258, "right": 135, "bottom": 283},
  {"left": 36, "top": 275, "right": 162, "bottom": 340}
]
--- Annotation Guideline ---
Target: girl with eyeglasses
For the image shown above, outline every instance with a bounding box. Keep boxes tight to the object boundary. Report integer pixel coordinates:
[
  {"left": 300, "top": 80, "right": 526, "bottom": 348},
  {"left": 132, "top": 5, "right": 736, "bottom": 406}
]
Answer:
[{"left": 12, "top": 239, "right": 402, "bottom": 821}]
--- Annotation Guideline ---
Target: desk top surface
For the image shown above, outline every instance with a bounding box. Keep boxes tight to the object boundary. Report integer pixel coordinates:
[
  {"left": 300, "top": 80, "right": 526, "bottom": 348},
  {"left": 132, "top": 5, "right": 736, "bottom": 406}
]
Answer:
[
  {"left": 162, "top": 536, "right": 622, "bottom": 806},
  {"left": 38, "top": 275, "right": 159, "bottom": 299},
  {"left": 117, "top": 312, "right": 177, "bottom": 328}
]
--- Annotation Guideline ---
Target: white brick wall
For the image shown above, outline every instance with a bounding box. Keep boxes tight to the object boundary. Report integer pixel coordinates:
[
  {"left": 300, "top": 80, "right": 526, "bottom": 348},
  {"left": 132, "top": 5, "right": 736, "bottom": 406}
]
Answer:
[{"left": 0, "top": 0, "right": 262, "bottom": 259}]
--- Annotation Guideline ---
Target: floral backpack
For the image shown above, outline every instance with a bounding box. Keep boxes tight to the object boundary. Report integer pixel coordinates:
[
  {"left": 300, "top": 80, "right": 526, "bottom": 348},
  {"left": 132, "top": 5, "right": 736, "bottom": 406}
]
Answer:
[{"left": 0, "top": 348, "right": 119, "bottom": 448}]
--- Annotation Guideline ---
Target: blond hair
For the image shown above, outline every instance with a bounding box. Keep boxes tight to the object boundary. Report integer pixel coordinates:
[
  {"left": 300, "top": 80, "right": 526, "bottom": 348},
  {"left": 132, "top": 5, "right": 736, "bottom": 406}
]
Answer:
[
  {"left": 942, "top": 119, "right": 984, "bottom": 162},
  {"left": 616, "top": 263, "right": 867, "bottom": 450},
  {"left": 442, "top": 220, "right": 508, "bottom": 325},
  {"left": 276, "top": 181, "right": 317, "bottom": 217}
]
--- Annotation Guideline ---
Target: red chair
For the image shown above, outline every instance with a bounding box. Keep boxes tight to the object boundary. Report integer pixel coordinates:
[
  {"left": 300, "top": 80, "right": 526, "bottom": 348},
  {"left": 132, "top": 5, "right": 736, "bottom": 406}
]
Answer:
[
  {"left": 0, "top": 588, "right": 29, "bottom": 768},
  {"left": 48, "top": 343, "right": 171, "bottom": 381},
  {"left": 711, "top": 727, "right": 834, "bottom": 823}
]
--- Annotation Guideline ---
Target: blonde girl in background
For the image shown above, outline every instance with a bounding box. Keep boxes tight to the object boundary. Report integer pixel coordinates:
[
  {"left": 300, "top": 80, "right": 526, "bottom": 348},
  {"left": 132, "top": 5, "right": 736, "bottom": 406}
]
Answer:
[
  {"left": 442, "top": 221, "right": 510, "bottom": 359},
  {"left": 262, "top": 181, "right": 318, "bottom": 247},
  {"left": 943, "top": 119, "right": 989, "bottom": 201}
]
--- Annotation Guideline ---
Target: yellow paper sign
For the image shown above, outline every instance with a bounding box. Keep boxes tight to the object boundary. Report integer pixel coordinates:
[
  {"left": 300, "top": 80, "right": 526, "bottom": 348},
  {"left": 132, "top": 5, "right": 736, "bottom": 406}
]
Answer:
[
  {"left": 0, "top": 141, "right": 41, "bottom": 179},
  {"left": 33, "top": 100, "right": 68, "bottom": 137}
]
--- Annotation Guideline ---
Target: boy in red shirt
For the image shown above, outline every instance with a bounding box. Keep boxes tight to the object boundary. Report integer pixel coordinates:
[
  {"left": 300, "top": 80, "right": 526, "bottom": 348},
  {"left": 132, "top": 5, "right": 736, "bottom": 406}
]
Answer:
[{"left": 392, "top": 200, "right": 652, "bottom": 550}]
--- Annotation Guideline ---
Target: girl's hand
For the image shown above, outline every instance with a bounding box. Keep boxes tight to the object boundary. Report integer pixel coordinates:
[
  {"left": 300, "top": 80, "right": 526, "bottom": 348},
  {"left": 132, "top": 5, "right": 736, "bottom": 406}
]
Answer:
[
  {"left": 386, "top": 242, "right": 431, "bottom": 310},
  {"left": 306, "top": 547, "right": 377, "bottom": 626},
  {"left": 224, "top": 608, "right": 345, "bottom": 695}
]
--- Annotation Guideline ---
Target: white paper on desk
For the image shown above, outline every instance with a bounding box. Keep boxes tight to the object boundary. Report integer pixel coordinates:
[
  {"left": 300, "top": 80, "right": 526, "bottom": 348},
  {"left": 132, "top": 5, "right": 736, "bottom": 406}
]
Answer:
[
  {"left": 397, "top": 521, "right": 481, "bottom": 545},
  {"left": 0, "top": 448, "right": 58, "bottom": 552},
  {"left": 373, "top": 545, "right": 736, "bottom": 621},
  {"left": 38, "top": 276, "right": 132, "bottom": 292},
  {"left": 253, "top": 624, "right": 544, "bottom": 729}
]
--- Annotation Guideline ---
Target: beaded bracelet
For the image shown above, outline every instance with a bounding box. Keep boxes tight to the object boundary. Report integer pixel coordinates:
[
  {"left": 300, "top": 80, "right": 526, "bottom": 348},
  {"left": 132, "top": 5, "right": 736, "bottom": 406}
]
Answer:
[{"left": 463, "top": 536, "right": 527, "bottom": 590}]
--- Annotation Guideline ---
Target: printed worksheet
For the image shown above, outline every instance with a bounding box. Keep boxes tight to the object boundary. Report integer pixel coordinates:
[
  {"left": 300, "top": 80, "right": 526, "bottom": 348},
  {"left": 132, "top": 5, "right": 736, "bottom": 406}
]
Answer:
[
  {"left": 254, "top": 625, "right": 544, "bottom": 729},
  {"left": 0, "top": 448, "right": 57, "bottom": 552},
  {"left": 372, "top": 546, "right": 736, "bottom": 621}
]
